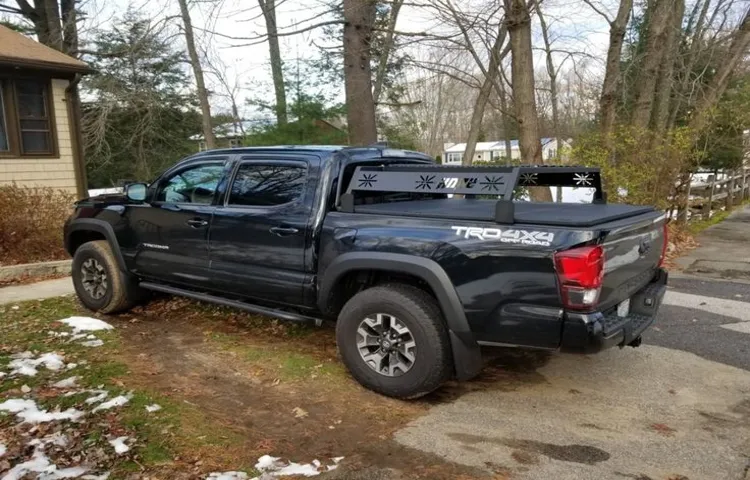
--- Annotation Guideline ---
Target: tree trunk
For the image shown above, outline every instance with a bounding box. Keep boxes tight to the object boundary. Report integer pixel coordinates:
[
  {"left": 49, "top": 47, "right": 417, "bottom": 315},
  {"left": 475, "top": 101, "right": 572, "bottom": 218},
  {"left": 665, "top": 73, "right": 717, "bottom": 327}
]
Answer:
[
  {"left": 599, "top": 0, "right": 633, "bottom": 138},
  {"left": 60, "top": 0, "right": 78, "bottom": 55},
  {"left": 498, "top": 77, "right": 512, "bottom": 162},
  {"left": 42, "top": 0, "right": 63, "bottom": 50},
  {"left": 667, "top": 0, "right": 711, "bottom": 130},
  {"left": 258, "top": 0, "right": 288, "bottom": 125},
  {"left": 372, "top": 0, "right": 403, "bottom": 104},
  {"left": 504, "top": 0, "right": 552, "bottom": 201},
  {"left": 631, "top": 0, "right": 675, "bottom": 130},
  {"left": 177, "top": 0, "right": 216, "bottom": 149},
  {"left": 651, "top": 0, "right": 684, "bottom": 136},
  {"left": 462, "top": 26, "right": 507, "bottom": 166},
  {"left": 343, "top": 0, "right": 378, "bottom": 145},
  {"left": 535, "top": 2, "right": 561, "bottom": 164},
  {"left": 688, "top": 9, "right": 750, "bottom": 135}
]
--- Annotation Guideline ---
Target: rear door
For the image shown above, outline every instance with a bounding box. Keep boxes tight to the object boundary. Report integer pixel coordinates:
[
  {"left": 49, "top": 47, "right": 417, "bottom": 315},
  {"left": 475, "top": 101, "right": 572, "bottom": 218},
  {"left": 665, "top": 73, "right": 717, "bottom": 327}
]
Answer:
[
  {"left": 208, "top": 157, "right": 312, "bottom": 306},
  {"left": 598, "top": 213, "right": 666, "bottom": 311}
]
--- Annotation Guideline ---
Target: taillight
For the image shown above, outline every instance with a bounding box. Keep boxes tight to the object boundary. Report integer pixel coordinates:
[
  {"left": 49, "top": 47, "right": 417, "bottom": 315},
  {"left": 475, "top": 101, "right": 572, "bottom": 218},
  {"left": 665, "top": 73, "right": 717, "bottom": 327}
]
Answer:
[
  {"left": 554, "top": 245, "right": 604, "bottom": 310},
  {"left": 658, "top": 222, "right": 668, "bottom": 267}
]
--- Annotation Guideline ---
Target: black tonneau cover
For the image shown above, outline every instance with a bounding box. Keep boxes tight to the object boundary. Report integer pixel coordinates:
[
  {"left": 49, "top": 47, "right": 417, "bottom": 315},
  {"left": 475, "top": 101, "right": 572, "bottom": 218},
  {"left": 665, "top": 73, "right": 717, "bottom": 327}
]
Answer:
[{"left": 354, "top": 199, "right": 654, "bottom": 228}]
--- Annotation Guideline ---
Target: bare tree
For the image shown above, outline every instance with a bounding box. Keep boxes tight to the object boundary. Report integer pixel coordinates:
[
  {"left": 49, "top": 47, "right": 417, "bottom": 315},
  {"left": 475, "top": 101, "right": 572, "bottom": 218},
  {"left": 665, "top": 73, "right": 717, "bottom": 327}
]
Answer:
[
  {"left": 504, "top": 0, "right": 551, "bottom": 200},
  {"left": 177, "top": 0, "right": 216, "bottom": 149},
  {"left": 630, "top": 0, "right": 677, "bottom": 130},
  {"left": 373, "top": 0, "right": 404, "bottom": 104},
  {"left": 651, "top": 0, "right": 685, "bottom": 136},
  {"left": 258, "top": 0, "right": 288, "bottom": 125},
  {"left": 688, "top": 8, "right": 750, "bottom": 134},
  {"left": 343, "top": 0, "right": 378, "bottom": 145},
  {"left": 535, "top": 1, "right": 561, "bottom": 163}
]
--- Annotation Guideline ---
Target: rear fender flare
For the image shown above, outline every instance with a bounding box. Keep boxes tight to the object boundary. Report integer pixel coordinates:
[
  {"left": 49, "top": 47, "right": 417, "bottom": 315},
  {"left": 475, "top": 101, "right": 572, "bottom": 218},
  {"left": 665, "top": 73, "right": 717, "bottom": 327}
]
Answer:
[
  {"left": 318, "top": 252, "right": 482, "bottom": 380},
  {"left": 65, "top": 219, "right": 127, "bottom": 272}
]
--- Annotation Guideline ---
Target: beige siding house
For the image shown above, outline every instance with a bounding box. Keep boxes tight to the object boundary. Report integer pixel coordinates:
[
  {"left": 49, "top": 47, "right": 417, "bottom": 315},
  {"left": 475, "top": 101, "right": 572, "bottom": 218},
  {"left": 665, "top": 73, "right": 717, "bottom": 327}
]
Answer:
[{"left": 0, "top": 26, "right": 90, "bottom": 198}]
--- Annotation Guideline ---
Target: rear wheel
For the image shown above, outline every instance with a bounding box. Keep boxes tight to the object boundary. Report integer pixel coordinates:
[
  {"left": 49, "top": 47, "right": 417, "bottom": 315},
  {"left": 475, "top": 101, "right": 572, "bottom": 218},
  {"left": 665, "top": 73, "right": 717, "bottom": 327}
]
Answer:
[
  {"left": 72, "top": 240, "right": 142, "bottom": 314},
  {"left": 336, "top": 284, "right": 452, "bottom": 399}
]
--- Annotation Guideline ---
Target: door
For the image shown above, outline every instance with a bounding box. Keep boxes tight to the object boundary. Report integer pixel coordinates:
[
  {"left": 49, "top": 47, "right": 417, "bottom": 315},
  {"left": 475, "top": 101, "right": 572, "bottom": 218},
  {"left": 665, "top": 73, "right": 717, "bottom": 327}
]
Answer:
[
  {"left": 209, "top": 160, "right": 310, "bottom": 306},
  {"left": 128, "top": 160, "right": 227, "bottom": 287}
]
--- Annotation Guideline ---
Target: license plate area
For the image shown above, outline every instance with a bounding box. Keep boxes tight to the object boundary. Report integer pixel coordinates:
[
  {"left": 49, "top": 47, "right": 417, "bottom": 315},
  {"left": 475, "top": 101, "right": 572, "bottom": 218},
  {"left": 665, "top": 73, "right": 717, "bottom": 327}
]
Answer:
[{"left": 617, "top": 298, "right": 631, "bottom": 317}]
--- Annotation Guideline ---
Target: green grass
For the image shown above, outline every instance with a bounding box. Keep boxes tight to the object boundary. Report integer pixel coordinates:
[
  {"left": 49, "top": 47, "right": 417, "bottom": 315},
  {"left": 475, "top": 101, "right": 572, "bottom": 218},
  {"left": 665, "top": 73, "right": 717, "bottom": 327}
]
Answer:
[
  {"left": 0, "top": 296, "right": 250, "bottom": 475},
  {"left": 687, "top": 200, "right": 750, "bottom": 234}
]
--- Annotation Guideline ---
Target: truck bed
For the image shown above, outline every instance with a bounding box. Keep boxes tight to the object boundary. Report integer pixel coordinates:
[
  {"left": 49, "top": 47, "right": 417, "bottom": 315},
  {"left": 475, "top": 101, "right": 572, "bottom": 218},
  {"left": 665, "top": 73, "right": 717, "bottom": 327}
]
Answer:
[{"left": 354, "top": 199, "right": 654, "bottom": 227}]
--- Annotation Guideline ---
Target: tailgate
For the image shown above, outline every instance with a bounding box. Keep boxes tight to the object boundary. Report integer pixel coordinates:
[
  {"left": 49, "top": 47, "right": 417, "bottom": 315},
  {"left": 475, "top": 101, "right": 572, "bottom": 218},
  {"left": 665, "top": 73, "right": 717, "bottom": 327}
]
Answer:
[{"left": 598, "top": 212, "right": 666, "bottom": 311}]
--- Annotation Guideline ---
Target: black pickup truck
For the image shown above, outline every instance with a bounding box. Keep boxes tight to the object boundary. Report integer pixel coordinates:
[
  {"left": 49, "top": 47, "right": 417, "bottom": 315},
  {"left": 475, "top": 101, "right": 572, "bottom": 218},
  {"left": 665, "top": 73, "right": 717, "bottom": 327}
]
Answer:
[{"left": 64, "top": 145, "right": 668, "bottom": 398}]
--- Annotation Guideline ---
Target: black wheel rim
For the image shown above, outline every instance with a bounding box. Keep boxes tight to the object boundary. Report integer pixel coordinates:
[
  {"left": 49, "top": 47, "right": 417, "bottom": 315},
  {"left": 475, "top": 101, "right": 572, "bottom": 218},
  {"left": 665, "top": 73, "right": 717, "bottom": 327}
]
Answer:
[
  {"left": 81, "top": 258, "right": 108, "bottom": 300},
  {"left": 356, "top": 313, "right": 417, "bottom": 377}
]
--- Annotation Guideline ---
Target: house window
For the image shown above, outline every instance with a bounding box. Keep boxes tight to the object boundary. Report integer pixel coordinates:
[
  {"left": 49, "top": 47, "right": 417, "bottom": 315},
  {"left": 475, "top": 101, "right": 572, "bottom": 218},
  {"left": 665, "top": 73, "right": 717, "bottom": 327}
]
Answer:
[{"left": 0, "top": 78, "right": 56, "bottom": 156}]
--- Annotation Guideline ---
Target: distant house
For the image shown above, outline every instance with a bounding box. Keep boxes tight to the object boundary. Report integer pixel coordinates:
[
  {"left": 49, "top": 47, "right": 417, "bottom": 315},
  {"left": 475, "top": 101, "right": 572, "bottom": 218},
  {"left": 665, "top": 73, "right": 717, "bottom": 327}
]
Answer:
[
  {"left": 442, "top": 138, "right": 571, "bottom": 165},
  {"left": 0, "top": 26, "right": 91, "bottom": 198},
  {"left": 190, "top": 118, "right": 347, "bottom": 151}
]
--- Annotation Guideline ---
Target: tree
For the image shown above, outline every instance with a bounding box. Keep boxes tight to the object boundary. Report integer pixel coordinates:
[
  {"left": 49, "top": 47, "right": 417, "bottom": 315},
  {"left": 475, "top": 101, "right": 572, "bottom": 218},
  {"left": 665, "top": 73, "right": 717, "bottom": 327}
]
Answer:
[
  {"left": 343, "top": 0, "right": 378, "bottom": 145},
  {"left": 535, "top": 2, "right": 561, "bottom": 162},
  {"left": 258, "top": 0, "right": 288, "bottom": 125},
  {"left": 177, "top": 0, "right": 216, "bottom": 149},
  {"left": 81, "top": 9, "right": 200, "bottom": 186},
  {"left": 584, "top": 0, "right": 634, "bottom": 138}
]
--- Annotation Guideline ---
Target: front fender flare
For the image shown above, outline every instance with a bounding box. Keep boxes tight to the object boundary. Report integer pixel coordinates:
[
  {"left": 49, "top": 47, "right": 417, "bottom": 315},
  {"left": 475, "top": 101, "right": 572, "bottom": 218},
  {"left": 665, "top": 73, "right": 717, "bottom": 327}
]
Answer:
[
  {"left": 65, "top": 219, "right": 128, "bottom": 272},
  {"left": 318, "top": 252, "right": 482, "bottom": 380}
]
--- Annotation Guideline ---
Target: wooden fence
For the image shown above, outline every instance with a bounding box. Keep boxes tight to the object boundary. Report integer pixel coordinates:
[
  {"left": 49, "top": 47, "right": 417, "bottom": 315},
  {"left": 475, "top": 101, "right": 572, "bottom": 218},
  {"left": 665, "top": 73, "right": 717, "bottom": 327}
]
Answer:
[{"left": 678, "top": 167, "right": 750, "bottom": 223}]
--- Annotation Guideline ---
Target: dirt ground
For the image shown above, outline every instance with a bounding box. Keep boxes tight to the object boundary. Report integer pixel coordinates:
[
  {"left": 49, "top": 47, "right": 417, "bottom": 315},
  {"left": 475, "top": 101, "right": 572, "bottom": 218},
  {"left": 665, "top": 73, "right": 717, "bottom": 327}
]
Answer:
[{"left": 90, "top": 296, "right": 531, "bottom": 479}]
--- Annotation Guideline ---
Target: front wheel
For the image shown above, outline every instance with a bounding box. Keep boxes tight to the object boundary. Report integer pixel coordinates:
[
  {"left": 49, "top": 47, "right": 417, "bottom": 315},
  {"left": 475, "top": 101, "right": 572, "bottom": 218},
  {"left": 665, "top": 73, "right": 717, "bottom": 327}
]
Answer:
[
  {"left": 336, "top": 284, "right": 452, "bottom": 399},
  {"left": 71, "top": 240, "right": 142, "bottom": 314}
]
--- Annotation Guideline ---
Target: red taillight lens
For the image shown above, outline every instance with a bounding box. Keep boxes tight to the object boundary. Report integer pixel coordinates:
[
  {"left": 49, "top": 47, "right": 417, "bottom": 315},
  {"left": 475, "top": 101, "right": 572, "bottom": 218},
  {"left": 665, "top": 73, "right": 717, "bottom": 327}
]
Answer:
[
  {"left": 554, "top": 245, "right": 604, "bottom": 310},
  {"left": 658, "top": 222, "right": 668, "bottom": 267}
]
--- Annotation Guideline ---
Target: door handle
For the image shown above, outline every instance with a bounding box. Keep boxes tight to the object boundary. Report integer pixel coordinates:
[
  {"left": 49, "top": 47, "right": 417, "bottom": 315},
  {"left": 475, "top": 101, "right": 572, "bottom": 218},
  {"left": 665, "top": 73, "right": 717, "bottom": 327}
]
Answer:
[
  {"left": 186, "top": 218, "right": 209, "bottom": 228},
  {"left": 269, "top": 226, "right": 299, "bottom": 236}
]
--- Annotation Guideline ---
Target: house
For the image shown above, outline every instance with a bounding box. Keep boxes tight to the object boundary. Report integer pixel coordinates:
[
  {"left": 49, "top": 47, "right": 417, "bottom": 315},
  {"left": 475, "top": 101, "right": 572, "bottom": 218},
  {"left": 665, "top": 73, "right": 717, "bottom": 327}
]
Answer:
[
  {"left": 0, "top": 26, "right": 90, "bottom": 198},
  {"left": 442, "top": 138, "right": 571, "bottom": 165}
]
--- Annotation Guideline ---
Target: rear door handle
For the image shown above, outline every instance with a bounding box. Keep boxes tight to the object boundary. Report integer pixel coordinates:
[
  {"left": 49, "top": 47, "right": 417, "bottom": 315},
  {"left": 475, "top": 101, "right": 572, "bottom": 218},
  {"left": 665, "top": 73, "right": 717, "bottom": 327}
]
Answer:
[
  {"left": 269, "top": 226, "right": 299, "bottom": 236},
  {"left": 186, "top": 218, "right": 209, "bottom": 228}
]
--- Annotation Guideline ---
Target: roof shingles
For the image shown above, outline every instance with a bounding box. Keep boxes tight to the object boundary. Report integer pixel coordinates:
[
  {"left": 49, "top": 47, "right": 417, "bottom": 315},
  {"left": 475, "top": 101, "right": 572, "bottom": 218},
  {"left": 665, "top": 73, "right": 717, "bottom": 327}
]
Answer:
[{"left": 0, "top": 25, "right": 89, "bottom": 73}]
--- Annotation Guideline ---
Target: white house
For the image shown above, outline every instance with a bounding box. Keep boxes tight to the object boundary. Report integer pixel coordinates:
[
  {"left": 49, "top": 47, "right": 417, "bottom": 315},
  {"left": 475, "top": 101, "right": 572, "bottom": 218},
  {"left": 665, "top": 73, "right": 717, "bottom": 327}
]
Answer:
[{"left": 442, "top": 138, "right": 571, "bottom": 165}]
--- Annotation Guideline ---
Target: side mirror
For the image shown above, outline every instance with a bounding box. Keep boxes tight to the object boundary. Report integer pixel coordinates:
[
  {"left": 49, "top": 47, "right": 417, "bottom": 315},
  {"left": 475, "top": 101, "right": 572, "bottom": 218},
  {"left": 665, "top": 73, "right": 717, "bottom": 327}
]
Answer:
[{"left": 125, "top": 183, "right": 148, "bottom": 202}]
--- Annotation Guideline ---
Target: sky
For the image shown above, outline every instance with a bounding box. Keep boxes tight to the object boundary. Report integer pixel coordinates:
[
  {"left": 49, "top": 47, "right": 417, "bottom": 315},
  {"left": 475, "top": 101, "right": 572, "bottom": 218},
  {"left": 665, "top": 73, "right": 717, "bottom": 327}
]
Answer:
[{"left": 21, "top": 0, "right": 615, "bottom": 119}]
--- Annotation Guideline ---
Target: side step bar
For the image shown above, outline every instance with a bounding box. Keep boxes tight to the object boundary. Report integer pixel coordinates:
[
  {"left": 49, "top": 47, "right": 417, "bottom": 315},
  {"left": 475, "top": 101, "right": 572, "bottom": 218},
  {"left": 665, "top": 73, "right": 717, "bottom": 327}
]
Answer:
[{"left": 139, "top": 282, "right": 324, "bottom": 326}]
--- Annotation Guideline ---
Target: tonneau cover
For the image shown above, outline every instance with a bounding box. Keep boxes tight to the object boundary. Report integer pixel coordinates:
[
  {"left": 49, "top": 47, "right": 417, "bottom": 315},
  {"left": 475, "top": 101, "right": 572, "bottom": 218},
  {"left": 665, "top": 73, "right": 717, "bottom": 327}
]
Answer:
[{"left": 355, "top": 199, "right": 654, "bottom": 228}]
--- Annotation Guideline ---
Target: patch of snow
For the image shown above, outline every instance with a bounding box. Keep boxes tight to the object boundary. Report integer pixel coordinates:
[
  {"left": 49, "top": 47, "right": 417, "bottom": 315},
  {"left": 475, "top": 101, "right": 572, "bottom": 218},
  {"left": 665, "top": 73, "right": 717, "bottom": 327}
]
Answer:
[
  {"left": 205, "top": 473, "right": 248, "bottom": 480},
  {"left": 0, "top": 398, "right": 83, "bottom": 424},
  {"left": 108, "top": 436, "right": 130, "bottom": 454},
  {"left": 28, "top": 432, "right": 68, "bottom": 448},
  {"left": 11, "top": 305, "right": 19, "bottom": 310},
  {"left": 2, "top": 444, "right": 89, "bottom": 480},
  {"left": 43, "top": 466, "right": 90, "bottom": 479},
  {"left": 52, "top": 377, "right": 79, "bottom": 389},
  {"left": 0, "top": 441, "right": 6, "bottom": 457},
  {"left": 21, "top": 385, "right": 31, "bottom": 393},
  {"left": 145, "top": 404, "right": 161, "bottom": 413},
  {"left": 80, "top": 340, "right": 104, "bottom": 348},
  {"left": 92, "top": 394, "right": 131, "bottom": 412},
  {"left": 60, "top": 317, "right": 114, "bottom": 333},
  {"left": 81, "top": 474, "right": 110, "bottom": 480},
  {"left": 8, "top": 352, "right": 65, "bottom": 377},
  {"left": 0, "top": 372, "right": 6, "bottom": 378},
  {"left": 10, "top": 351, "right": 34, "bottom": 359},
  {"left": 254, "top": 455, "right": 339, "bottom": 477},
  {"left": 85, "top": 334, "right": 97, "bottom": 340},
  {"left": 84, "top": 391, "right": 109, "bottom": 404},
  {"left": 70, "top": 334, "right": 87, "bottom": 341},
  {"left": 48, "top": 331, "right": 70, "bottom": 337},
  {"left": 66, "top": 363, "right": 78, "bottom": 370}
]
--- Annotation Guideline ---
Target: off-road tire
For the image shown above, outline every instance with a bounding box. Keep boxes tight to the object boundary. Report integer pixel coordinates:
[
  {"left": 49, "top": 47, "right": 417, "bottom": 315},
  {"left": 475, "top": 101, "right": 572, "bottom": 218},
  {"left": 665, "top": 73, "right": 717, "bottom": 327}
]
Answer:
[
  {"left": 72, "top": 240, "right": 141, "bottom": 314},
  {"left": 336, "top": 283, "right": 452, "bottom": 399}
]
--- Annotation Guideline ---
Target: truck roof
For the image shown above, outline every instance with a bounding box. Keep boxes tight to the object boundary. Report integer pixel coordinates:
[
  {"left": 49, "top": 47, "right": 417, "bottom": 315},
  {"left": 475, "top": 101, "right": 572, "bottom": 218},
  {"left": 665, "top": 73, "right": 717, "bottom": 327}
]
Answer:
[{"left": 189, "top": 145, "right": 434, "bottom": 163}]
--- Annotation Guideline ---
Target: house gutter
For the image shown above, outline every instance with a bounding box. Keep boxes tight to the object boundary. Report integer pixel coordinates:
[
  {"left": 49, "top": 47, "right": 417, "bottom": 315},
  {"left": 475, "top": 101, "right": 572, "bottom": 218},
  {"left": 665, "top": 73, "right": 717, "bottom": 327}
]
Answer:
[{"left": 65, "top": 73, "right": 88, "bottom": 199}]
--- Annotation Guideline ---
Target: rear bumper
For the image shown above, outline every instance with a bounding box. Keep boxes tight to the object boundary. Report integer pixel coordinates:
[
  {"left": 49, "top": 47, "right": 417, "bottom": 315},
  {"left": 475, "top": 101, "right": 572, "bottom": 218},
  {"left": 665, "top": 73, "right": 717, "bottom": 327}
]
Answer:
[{"left": 560, "top": 269, "right": 668, "bottom": 354}]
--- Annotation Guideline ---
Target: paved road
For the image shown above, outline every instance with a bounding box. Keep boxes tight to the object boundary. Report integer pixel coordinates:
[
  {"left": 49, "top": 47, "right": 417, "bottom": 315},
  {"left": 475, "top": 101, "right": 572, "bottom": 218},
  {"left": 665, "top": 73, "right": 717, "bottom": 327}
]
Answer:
[{"left": 395, "top": 205, "right": 750, "bottom": 480}]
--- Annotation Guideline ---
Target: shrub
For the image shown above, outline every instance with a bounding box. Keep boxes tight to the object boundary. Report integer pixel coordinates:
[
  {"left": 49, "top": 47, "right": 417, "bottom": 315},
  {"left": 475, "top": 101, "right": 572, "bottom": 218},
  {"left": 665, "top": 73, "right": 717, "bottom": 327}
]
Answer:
[
  {"left": 0, "top": 184, "right": 75, "bottom": 266},
  {"left": 571, "top": 126, "right": 694, "bottom": 211}
]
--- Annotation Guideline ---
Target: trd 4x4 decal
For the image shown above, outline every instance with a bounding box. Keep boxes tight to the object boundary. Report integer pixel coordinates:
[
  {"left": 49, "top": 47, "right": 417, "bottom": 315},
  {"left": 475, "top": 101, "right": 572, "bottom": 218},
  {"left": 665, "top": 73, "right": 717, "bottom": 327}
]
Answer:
[{"left": 451, "top": 226, "right": 555, "bottom": 246}]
